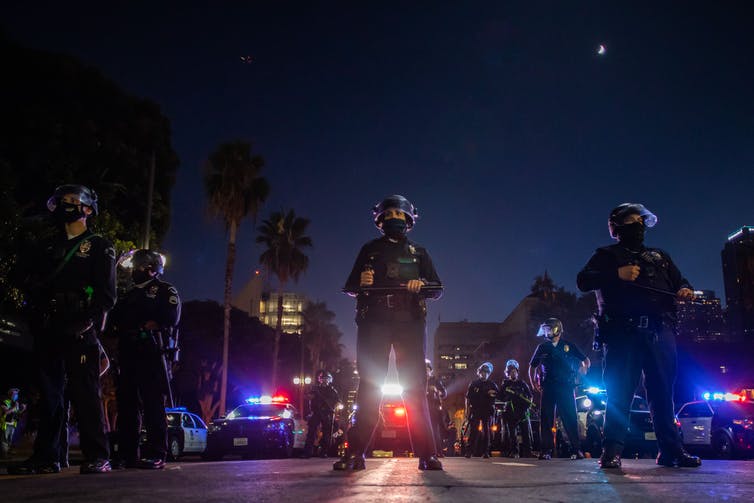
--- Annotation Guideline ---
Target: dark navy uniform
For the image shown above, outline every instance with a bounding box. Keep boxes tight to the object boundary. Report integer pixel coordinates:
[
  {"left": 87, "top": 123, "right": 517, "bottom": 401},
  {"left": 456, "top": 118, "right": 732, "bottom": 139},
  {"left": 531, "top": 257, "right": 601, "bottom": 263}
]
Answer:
[
  {"left": 427, "top": 375, "right": 448, "bottom": 455},
  {"left": 343, "top": 236, "right": 442, "bottom": 461},
  {"left": 110, "top": 278, "right": 180, "bottom": 465},
  {"left": 529, "top": 338, "right": 586, "bottom": 456},
  {"left": 577, "top": 243, "right": 690, "bottom": 460},
  {"left": 28, "top": 230, "right": 116, "bottom": 469},
  {"left": 465, "top": 378, "right": 499, "bottom": 456},
  {"left": 304, "top": 383, "right": 340, "bottom": 456},
  {"left": 500, "top": 379, "right": 533, "bottom": 457}
]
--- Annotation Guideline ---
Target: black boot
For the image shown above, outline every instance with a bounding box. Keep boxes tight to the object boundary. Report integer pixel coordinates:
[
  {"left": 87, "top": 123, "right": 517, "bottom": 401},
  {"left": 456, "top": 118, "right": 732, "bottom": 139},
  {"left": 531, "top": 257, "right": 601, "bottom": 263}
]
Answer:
[
  {"left": 599, "top": 446, "right": 622, "bottom": 469},
  {"left": 138, "top": 458, "right": 166, "bottom": 470},
  {"left": 333, "top": 453, "right": 366, "bottom": 471},
  {"left": 656, "top": 450, "right": 701, "bottom": 468},
  {"left": 80, "top": 459, "right": 112, "bottom": 474},
  {"left": 7, "top": 459, "right": 61, "bottom": 475},
  {"left": 418, "top": 456, "right": 443, "bottom": 471}
]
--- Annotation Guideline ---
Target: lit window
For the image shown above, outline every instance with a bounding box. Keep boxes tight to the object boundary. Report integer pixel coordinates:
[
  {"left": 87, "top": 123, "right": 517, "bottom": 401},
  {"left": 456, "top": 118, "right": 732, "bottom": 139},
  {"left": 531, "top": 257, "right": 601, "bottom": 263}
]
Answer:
[{"left": 454, "top": 363, "right": 468, "bottom": 370}]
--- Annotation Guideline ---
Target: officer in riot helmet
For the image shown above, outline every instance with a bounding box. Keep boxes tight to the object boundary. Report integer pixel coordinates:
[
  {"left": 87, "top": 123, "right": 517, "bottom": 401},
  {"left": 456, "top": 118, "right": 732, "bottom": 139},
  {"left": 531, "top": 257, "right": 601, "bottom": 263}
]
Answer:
[
  {"left": 528, "top": 318, "right": 589, "bottom": 460},
  {"left": 577, "top": 203, "right": 700, "bottom": 469},
  {"left": 304, "top": 370, "right": 340, "bottom": 458},
  {"left": 500, "top": 359, "right": 534, "bottom": 458},
  {"left": 109, "top": 249, "right": 181, "bottom": 469},
  {"left": 465, "top": 362, "right": 499, "bottom": 459},
  {"left": 426, "top": 359, "right": 448, "bottom": 456},
  {"left": 9, "top": 185, "right": 116, "bottom": 475},
  {"left": 335, "top": 195, "right": 444, "bottom": 471}
]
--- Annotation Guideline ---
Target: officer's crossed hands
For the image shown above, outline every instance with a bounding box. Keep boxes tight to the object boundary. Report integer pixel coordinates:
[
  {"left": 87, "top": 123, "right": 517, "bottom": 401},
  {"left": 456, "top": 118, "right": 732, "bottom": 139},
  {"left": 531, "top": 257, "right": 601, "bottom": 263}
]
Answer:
[{"left": 618, "top": 264, "right": 640, "bottom": 281}]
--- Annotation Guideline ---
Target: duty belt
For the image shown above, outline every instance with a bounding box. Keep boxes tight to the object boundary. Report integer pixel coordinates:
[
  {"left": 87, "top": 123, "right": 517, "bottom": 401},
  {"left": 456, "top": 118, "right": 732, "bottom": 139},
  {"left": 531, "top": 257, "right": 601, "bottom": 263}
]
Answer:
[
  {"left": 610, "top": 313, "right": 667, "bottom": 330},
  {"left": 368, "top": 294, "right": 415, "bottom": 310}
]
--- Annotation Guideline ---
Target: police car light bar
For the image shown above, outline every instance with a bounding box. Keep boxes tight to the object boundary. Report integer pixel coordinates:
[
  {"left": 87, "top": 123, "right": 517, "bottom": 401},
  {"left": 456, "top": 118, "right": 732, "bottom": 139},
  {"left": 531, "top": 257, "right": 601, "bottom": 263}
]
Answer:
[
  {"left": 702, "top": 391, "right": 747, "bottom": 402},
  {"left": 585, "top": 387, "right": 605, "bottom": 394},
  {"left": 166, "top": 406, "right": 188, "bottom": 412},
  {"left": 246, "top": 395, "right": 290, "bottom": 404}
]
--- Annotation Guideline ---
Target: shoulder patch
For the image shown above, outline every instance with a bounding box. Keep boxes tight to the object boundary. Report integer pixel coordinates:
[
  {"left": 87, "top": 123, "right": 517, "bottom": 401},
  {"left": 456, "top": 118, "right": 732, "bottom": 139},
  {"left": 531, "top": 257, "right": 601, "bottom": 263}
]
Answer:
[
  {"left": 167, "top": 286, "right": 178, "bottom": 295},
  {"left": 104, "top": 247, "right": 116, "bottom": 260},
  {"left": 169, "top": 296, "right": 179, "bottom": 305}
]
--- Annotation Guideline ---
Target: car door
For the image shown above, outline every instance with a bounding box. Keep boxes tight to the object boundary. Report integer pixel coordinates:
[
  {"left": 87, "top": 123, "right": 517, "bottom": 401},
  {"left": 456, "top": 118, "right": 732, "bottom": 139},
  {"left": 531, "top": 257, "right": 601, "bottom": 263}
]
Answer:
[
  {"left": 190, "top": 413, "right": 208, "bottom": 453},
  {"left": 678, "top": 402, "right": 714, "bottom": 445},
  {"left": 181, "top": 413, "right": 197, "bottom": 452}
]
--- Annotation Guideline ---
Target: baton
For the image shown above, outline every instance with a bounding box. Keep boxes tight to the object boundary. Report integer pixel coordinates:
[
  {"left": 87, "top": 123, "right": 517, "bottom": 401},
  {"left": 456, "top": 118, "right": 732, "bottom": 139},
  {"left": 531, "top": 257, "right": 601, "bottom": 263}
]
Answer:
[
  {"left": 627, "top": 283, "right": 703, "bottom": 303},
  {"left": 342, "top": 285, "right": 443, "bottom": 294}
]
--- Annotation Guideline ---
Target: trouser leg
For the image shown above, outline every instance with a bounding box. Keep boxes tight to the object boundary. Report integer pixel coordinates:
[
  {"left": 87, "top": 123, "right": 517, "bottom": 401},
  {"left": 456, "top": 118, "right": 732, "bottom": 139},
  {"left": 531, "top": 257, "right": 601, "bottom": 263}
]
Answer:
[
  {"left": 539, "top": 388, "right": 556, "bottom": 452},
  {"left": 643, "top": 326, "right": 683, "bottom": 455},
  {"left": 116, "top": 350, "right": 140, "bottom": 463},
  {"left": 556, "top": 386, "right": 579, "bottom": 453},
  {"left": 602, "top": 336, "right": 643, "bottom": 453},
  {"left": 67, "top": 340, "right": 109, "bottom": 461},
  {"left": 393, "top": 320, "right": 435, "bottom": 458},
  {"left": 349, "top": 321, "right": 391, "bottom": 456},
  {"left": 33, "top": 348, "right": 66, "bottom": 464}
]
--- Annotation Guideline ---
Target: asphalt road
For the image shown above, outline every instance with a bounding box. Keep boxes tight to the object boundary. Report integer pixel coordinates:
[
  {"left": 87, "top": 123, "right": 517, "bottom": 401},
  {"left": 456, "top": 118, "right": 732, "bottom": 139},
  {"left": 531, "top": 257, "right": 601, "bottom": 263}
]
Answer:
[{"left": 2, "top": 456, "right": 753, "bottom": 502}]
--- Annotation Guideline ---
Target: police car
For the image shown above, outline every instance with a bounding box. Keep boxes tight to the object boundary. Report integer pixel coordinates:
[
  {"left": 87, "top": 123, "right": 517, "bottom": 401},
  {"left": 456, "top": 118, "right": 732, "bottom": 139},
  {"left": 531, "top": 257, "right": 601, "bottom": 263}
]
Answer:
[
  {"left": 575, "top": 388, "right": 657, "bottom": 458},
  {"left": 677, "top": 392, "right": 754, "bottom": 459},
  {"left": 371, "top": 383, "right": 412, "bottom": 456},
  {"left": 166, "top": 407, "right": 208, "bottom": 460},
  {"left": 203, "top": 395, "right": 307, "bottom": 460}
]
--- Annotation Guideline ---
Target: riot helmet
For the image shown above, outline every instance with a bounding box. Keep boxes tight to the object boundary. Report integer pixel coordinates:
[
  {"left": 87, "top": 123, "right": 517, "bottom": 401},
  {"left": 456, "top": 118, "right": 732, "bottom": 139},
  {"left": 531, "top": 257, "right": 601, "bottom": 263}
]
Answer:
[
  {"left": 505, "top": 359, "right": 520, "bottom": 378},
  {"left": 477, "top": 362, "right": 493, "bottom": 380},
  {"left": 317, "top": 370, "right": 333, "bottom": 385},
  {"left": 46, "top": 184, "right": 99, "bottom": 222},
  {"left": 608, "top": 203, "right": 657, "bottom": 239},
  {"left": 372, "top": 195, "right": 418, "bottom": 231},
  {"left": 537, "top": 318, "right": 563, "bottom": 340},
  {"left": 132, "top": 249, "right": 165, "bottom": 276}
]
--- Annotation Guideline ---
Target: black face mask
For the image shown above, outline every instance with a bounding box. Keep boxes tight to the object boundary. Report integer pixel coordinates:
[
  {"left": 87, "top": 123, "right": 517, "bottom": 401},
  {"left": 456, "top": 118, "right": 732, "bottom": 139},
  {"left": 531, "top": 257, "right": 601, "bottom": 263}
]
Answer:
[
  {"left": 382, "top": 218, "right": 407, "bottom": 239},
  {"left": 132, "top": 270, "right": 153, "bottom": 284},
  {"left": 54, "top": 202, "right": 86, "bottom": 223},
  {"left": 616, "top": 222, "right": 645, "bottom": 248}
]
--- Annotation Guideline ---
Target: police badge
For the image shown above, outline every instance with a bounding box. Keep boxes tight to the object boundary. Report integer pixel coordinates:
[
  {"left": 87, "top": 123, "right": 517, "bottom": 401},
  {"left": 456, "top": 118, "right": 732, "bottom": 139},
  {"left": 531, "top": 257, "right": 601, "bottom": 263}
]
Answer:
[
  {"left": 564, "top": 344, "right": 570, "bottom": 353},
  {"left": 77, "top": 240, "right": 91, "bottom": 257}
]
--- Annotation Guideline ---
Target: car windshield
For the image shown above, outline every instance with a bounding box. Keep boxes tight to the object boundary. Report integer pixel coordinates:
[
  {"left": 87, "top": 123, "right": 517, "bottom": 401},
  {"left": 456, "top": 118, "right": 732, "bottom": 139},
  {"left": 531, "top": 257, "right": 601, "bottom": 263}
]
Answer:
[
  {"left": 227, "top": 404, "right": 287, "bottom": 419},
  {"left": 713, "top": 401, "right": 754, "bottom": 419},
  {"left": 167, "top": 413, "right": 181, "bottom": 427}
]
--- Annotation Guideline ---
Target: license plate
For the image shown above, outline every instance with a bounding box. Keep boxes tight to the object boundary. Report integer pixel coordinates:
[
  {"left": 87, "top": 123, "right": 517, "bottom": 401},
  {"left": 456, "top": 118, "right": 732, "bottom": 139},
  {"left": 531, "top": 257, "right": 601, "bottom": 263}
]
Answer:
[
  {"left": 381, "top": 430, "right": 397, "bottom": 439},
  {"left": 644, "top": 432, "right": 657, "bottom": 441},
  {"left": 233, "top": 437, "right": 249, "bottom": 446}
]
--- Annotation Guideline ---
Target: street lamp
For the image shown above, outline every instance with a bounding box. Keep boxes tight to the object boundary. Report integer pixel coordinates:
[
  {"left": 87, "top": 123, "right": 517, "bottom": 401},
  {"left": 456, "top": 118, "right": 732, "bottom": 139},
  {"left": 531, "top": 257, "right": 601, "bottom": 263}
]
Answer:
[{"left": 292, "top": 375, "right": 311, "bottom": 412}]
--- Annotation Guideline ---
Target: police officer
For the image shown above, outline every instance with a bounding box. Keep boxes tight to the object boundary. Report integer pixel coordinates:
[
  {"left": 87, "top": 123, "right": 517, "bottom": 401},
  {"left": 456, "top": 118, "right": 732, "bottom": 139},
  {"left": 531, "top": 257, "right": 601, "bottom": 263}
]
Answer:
[
  {"left": 500, "top": 360, "right": 534, "bottom": 458},
  {"left": 426, "top": 359, "right": 448, "bottom": 456},
  {"left": 528, "top": 318, "right": 589, "bottom": 460},
  {"left": 577, "top": 203, "right": 701, "bottom": 469},
  {"left": 110, "top": 249, "right": 181, "bottom": 469},
  {"left": 304, "top": 370, "right": 340, "bottom": 458},
  {"left": 335, "top": 195, "right": 443, "bottom": 471},
  {"left": 1, "top": 388, "right": 27, "bottom": 458},
  {"left": 465, "top": 362, "right": 499, "bottom": 459},
  {"left": 9, "top": 185, "right": 116, "bottom": 475}
]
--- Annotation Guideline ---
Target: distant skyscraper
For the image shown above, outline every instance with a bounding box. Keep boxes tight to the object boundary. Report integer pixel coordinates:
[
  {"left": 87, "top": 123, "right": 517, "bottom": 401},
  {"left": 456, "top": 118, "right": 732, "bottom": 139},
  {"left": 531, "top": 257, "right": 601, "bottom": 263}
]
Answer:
[
  {"left": 259, "top": 291, "right": 306, "bottom": 334},
  {"left": 676, "top": 290, "right": 724, "bottom": 343},
  {"left": 722, "top": 226, "right": 754, "bottom": 342}
]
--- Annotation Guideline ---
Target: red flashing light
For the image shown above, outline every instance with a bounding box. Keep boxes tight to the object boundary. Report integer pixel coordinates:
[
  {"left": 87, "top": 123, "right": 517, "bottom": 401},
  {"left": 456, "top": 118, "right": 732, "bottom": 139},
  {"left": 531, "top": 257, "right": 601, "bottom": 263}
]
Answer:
[
  {"left": 394, "top": 407, "right": 406, "bottom": 417},
  {"left": 272, "top": 395, "right": 289, "bottom": 403}
]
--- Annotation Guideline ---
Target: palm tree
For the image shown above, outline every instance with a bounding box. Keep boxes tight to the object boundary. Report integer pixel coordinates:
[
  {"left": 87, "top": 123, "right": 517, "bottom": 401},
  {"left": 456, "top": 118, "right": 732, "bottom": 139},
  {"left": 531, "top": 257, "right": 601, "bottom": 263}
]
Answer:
[
  {"left": 203, "top": 140, "right": 269, "bottom": 415},
  {"left": 302, "top": 301, "right": 344, "bottom": 375},
  {"left": 257, "top": 209, "right": 312, "bottom": 388}
]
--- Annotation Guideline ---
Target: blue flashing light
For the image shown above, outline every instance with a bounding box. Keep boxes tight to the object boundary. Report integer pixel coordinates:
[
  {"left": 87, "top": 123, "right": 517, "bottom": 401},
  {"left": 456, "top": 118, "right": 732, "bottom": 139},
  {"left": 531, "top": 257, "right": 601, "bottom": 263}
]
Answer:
[
  {"left": 166, "top": 406, "right": 188, "bottom": 412},
  {"left": 586, "top": 387, "right": 605, "bottom": 394},
  {"left": 583, "top": 398, "right": 593, "bottom": 408},
  {"left": 702, "top": 392, "right": 711, "bottom": 400}
]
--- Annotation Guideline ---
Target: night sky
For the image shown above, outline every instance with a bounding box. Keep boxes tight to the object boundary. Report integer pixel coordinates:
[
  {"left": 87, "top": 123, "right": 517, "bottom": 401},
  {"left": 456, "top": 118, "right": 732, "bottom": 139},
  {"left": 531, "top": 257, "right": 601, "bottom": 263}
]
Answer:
[{"left": 4, "top": 2, "right": 753, "bottom": 357}]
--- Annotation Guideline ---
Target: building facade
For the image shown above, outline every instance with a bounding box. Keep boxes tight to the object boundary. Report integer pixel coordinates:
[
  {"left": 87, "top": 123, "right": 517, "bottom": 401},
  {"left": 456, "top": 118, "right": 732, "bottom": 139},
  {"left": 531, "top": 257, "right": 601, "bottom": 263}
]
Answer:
[{"left": 722, "top": 226, "right": 754, "bottom": 343}]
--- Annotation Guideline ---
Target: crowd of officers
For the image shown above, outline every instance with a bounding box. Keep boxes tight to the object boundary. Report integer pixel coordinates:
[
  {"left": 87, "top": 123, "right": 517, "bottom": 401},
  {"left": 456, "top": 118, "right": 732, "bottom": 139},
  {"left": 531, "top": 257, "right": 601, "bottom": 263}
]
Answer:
[
  {"left": 7, "top": 184, "right": 181, "bottom": 475},
  {"left": 6, "top": 188, "right": 702, "bottom": 475}
]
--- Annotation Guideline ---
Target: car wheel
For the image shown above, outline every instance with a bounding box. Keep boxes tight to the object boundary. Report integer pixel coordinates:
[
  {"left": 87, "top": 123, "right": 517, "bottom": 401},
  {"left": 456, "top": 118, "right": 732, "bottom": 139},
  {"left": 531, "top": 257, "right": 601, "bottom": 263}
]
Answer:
[
  {"left": 168, "top": 436, "right": 181, "bottom": 461},
  {"left": 712, "top": 430, "right": 734, "bottom": 459}
]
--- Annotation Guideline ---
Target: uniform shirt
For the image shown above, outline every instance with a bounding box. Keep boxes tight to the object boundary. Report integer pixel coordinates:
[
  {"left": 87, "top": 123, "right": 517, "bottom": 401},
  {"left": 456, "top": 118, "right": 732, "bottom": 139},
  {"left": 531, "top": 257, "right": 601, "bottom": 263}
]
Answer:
[
  {"left": 577, "top": 244, "right": 692, "bottom": 317},
  {"left": 466, "top": 378, "right": 499, "bottom": 416},
  {"left": 36, "top": 229, "right": 117, "bottom": 330},
  {"left": 500, "top": 379, "right": 533, "bottom": 415},
  {"left": 109, "top": 278, "right": 181, "bottom": 333},
  {"left": 344, "top": 236, "right": 443, "bottom": 312},
  {"left": 309, "top": 384, "right": 340, "bottom": 415},
  {"left": 529, "top": 339, "right": 586, "bottom": 387}
]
